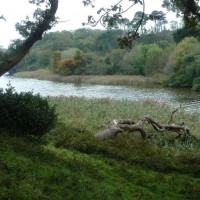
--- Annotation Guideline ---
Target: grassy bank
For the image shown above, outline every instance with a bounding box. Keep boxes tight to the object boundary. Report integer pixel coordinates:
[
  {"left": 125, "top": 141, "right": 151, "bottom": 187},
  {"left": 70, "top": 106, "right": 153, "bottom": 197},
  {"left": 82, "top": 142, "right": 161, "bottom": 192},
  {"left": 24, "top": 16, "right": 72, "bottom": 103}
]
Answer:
[
  {"left": 14, "top": 69, "right": 158, "bottom": 86},
  {"left": 1, "top": 97, "right": 200, "bottom": 199}
]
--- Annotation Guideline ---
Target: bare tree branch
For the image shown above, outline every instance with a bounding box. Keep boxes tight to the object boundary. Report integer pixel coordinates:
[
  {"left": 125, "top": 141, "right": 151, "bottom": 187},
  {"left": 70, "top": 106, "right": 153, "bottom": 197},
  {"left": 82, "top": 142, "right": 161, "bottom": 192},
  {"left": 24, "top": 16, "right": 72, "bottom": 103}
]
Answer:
[{"left": 168, "top": 107, "right": 179, "bottom": 125}]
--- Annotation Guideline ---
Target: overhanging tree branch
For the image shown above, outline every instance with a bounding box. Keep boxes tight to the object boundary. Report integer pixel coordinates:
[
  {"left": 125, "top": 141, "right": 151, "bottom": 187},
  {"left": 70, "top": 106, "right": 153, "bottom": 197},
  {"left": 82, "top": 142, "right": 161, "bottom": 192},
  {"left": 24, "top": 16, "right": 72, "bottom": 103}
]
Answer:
[
  {"left": 84, "top": 0, "right": 200, "bottom": 48},
  {"left": 0, "top": 0, "right": 58, "bottom": 76},
  {"left": 83, "top": 0, "right": 148, "bottom": 48}
]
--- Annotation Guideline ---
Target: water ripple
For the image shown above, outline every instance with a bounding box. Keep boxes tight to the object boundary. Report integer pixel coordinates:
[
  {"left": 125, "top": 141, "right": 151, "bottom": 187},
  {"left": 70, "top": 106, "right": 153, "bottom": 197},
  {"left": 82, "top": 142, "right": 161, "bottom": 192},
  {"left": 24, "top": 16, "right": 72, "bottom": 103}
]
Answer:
[{"left": 0, "top": 76, "right": 200, "bottom": 113}]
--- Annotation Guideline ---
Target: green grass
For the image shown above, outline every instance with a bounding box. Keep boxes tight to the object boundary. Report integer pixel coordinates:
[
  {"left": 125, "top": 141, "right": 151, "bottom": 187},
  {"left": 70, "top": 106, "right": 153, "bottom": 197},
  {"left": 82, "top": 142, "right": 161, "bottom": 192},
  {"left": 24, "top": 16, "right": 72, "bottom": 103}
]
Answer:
[{"left": 1, "top": 97, "right": 200, "bottom": 199}]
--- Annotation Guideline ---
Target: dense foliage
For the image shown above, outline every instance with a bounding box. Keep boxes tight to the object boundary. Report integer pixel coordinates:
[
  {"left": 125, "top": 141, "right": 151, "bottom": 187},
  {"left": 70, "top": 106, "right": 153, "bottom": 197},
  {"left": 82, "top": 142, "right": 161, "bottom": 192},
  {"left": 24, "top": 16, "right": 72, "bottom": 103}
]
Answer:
[
  {"left": 173, "top": 26, "right": 200, "bottom": 43},
  {"left": 164, "top": 37, "right": 200, "bottom": 90},
  {"left": 13, "top": 28, "right": 173, "bottom": 75},
  {"left": 13, "top": 26, "right": 200, "bottom": 91},
  {"left": 0, "top": 85, "right": 57, "bottom": 136}
]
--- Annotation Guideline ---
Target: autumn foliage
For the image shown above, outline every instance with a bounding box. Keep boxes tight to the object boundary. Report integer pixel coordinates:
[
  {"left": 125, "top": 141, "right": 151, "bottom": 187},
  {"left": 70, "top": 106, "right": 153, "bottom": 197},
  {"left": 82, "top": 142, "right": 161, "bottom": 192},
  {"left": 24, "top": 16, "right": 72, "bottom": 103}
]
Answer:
[{"left": 52, "top": 50, "right": 85, "bottom": 76}]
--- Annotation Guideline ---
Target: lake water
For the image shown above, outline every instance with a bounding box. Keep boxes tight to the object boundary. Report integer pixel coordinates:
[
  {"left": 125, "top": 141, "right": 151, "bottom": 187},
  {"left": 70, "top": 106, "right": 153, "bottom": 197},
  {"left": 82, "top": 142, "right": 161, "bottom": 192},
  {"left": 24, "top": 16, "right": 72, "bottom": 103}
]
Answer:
[{"left": 0, "top": 75, "right": 200, "bottom": 113}]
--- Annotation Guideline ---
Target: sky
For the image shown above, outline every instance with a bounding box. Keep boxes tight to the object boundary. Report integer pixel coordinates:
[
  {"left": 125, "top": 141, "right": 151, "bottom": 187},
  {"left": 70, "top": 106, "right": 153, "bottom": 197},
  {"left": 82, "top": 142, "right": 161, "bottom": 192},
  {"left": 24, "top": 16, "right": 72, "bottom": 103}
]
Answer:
[{"left": 0, "top": 0, "right": 179, "bottom": 48}]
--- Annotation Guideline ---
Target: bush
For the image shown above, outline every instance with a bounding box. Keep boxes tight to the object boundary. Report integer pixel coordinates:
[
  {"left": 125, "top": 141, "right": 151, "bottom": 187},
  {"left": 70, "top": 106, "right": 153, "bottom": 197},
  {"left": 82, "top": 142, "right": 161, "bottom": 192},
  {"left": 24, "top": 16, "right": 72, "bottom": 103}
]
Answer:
[{"left": 0, "top": 85, "right": 57, "bottom": 136}]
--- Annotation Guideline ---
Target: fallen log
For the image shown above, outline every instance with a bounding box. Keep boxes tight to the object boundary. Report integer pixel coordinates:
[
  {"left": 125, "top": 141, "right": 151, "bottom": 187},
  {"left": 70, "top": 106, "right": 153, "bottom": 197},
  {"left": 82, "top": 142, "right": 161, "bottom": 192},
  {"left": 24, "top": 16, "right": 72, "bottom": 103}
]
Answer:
[{"left": 94, "top": 115, "right": 191, "bottom": 141}]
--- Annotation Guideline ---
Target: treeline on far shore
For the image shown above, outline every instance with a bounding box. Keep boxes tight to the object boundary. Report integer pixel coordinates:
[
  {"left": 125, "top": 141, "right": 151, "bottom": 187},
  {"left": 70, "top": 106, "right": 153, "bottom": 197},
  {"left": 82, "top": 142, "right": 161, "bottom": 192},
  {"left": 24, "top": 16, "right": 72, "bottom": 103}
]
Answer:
[{"left": 10, "top": 27, "right": 200, "bottom": 91}]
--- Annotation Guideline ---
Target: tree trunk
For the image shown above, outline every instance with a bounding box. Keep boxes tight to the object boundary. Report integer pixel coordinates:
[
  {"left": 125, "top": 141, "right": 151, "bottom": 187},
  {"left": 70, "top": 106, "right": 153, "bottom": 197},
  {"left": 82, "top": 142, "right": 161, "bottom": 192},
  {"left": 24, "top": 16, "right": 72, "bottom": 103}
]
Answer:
[{"left": 0, "top": 0, "right": 58, "bottom": 76}]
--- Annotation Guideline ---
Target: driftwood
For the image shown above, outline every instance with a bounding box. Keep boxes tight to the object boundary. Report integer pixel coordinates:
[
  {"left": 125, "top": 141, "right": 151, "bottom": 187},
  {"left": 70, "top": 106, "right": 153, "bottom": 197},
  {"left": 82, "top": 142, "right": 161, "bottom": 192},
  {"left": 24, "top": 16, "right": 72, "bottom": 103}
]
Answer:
[{"left": 95, "top": 115, "right": 191, "bottom": 141}]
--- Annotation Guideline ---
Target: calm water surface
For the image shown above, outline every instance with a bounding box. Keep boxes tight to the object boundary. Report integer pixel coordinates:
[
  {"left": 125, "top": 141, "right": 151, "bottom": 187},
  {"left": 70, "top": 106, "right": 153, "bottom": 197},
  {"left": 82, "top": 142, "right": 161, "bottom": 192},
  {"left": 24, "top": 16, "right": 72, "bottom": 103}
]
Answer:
[{"left": 0, "top": 75, "right": 200, "bottom": 113}]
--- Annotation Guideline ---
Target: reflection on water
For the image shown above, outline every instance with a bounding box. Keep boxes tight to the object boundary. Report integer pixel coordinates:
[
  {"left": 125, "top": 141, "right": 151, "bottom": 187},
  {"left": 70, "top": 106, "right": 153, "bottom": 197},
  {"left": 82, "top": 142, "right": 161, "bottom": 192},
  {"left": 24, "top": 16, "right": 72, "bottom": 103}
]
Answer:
[{"left": 0, "top": 75, "right": 200, "bottom": 113}]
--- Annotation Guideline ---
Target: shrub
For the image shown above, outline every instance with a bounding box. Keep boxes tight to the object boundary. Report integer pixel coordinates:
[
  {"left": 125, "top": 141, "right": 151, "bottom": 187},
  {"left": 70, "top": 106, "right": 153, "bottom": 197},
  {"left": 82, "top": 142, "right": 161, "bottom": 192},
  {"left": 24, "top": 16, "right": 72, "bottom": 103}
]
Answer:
[{"left": 0, "top": 85, "right": 57, "bottom": 136}]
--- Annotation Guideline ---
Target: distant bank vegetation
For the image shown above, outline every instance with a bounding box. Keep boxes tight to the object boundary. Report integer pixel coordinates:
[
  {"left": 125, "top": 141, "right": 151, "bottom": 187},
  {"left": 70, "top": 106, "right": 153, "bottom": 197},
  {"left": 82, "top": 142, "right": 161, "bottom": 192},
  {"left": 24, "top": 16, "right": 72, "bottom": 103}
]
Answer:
[{"left": 10, "top": 27, "right": 200, "bottom": 91}]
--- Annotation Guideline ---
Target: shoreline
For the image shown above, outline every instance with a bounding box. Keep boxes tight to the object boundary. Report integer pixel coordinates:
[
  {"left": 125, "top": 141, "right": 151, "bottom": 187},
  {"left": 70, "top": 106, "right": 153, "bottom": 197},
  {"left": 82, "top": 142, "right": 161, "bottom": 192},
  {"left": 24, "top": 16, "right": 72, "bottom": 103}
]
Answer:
[{"left": 14, "top": 69, "right": 160, "bottom": 87}]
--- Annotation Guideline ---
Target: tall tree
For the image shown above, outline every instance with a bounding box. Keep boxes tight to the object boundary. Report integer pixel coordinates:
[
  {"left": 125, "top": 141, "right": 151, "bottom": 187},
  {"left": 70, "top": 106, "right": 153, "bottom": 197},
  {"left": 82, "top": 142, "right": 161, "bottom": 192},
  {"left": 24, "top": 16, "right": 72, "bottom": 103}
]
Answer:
[
  {"left": 0, "top": 0, "right": 58, "bottom": 76},
  {"left": 170, "top": 20, "right": 179, "bottom": 31},
  {"left": 149, "top": 10, "right": 167, "bottom": 33}
]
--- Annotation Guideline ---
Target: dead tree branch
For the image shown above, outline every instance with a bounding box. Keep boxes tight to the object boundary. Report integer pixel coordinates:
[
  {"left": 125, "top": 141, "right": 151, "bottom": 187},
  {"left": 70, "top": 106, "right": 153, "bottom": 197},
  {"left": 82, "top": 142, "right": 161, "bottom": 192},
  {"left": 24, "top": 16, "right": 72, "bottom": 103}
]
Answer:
[
  {"left": 168, "top": 108, "right": 179, "bottom": 125},
  {"left": 95, "top": 115, "right": 191, "bottom": 141}
]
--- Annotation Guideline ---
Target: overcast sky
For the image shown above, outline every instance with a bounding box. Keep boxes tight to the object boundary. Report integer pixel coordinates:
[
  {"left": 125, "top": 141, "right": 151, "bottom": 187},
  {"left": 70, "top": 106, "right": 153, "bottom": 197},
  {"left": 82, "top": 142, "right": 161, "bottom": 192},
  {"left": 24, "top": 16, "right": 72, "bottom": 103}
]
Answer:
[{"left": 0, "top": 0, "right": 178, "bottom": 48}]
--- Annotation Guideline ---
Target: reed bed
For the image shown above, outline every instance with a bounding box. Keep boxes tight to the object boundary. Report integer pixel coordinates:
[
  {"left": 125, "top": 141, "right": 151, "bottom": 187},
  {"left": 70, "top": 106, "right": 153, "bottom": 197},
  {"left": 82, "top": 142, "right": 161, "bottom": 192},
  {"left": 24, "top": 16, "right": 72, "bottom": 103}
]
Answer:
[{"left": 14, "top": 69, "right": 157, "bottom": 86}]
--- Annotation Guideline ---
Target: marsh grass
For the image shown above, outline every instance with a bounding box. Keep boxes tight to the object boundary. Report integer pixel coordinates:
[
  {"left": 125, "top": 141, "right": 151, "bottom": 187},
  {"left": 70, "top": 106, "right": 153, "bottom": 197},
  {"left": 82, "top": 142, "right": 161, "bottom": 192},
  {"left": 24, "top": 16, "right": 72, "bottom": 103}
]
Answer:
[
  {"left": 14, "top": 69, "right": 157, "bottom": 86},
  {"left": 48, "top": 97, "right": 200, "bottom": 174},
  {"left": 50, "top": 96, "right": 200, "bottom": 138},
  {"left": 1, "top": 97, "right": 200, "bottom": 199}
]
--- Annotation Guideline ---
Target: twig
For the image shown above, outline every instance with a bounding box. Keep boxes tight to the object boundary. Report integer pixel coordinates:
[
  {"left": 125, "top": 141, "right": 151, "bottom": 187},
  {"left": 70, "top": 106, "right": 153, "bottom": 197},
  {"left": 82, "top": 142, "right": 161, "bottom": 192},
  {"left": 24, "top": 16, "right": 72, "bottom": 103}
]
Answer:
[{"left": 168, "top": 108, "right": 180, "bottom": 125}]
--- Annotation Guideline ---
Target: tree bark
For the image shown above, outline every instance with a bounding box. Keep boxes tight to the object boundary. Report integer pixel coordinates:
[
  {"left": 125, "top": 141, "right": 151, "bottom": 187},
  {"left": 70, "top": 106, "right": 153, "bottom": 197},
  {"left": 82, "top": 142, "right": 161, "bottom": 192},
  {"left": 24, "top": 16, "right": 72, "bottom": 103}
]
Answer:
[{"left": 0, "top": 0, "right": 58, "bottom": 76}]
